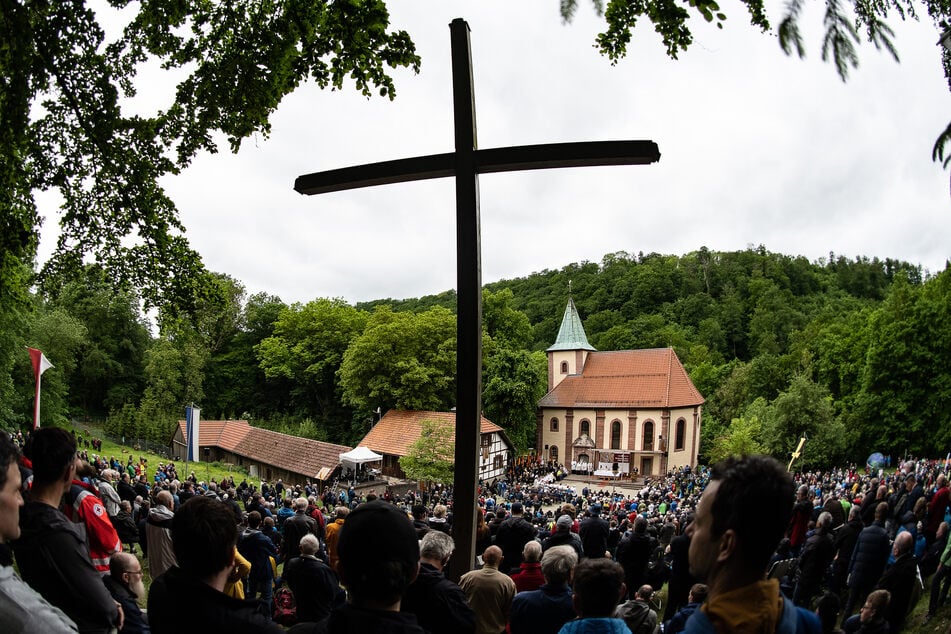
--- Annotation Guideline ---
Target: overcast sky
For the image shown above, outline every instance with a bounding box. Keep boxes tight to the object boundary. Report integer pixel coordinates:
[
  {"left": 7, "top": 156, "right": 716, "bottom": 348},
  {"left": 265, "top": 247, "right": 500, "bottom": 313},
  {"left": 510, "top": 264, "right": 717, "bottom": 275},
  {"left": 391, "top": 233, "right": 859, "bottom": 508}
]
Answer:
[{"left": 39, "top": 1, "right": 951, "bottom": 306}]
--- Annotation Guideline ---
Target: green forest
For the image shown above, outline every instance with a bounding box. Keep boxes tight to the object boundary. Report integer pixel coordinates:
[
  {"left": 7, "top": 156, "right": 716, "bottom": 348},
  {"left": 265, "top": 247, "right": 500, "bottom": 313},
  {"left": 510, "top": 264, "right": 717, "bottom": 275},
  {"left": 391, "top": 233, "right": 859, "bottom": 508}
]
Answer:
[{"left": 2, "top": 246, "right": 948, "bottom": 471}]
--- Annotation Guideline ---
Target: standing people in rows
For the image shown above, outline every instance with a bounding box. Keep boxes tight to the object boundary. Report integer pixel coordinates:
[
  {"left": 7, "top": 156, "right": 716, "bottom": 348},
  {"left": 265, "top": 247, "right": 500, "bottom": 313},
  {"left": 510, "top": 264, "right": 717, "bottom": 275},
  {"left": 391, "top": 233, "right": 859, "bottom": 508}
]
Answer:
[
  {"left": 14, "top": 427, "right": 123, "bottom": 633},
  {"left": 401, "top": 530, "right": 475, "bottom": 634}
]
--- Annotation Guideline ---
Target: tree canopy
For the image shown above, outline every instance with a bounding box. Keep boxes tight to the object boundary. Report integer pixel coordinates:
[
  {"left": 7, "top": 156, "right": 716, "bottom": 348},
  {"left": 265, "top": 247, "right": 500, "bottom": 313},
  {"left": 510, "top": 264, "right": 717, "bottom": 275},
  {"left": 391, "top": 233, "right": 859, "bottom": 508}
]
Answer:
[{"left": 1, "top": 0, "right": 420, "bottom": 315}]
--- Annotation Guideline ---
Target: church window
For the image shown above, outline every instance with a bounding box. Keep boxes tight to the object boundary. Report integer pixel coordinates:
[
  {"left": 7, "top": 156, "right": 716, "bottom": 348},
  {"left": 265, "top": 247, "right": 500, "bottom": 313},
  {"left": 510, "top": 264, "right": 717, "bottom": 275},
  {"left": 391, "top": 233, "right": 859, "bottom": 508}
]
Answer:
[
  {"left": 580, "top": 419, "right": 590, "bottom": 437},
  {"left": 643, "top": 421, "right": 654, "bottom": 451},
  {"left": 611, "top": 420, "right": 621, "bottom": 450},
  {"left": 560, "top": 361, "right": 569, "bottom": 373},
  {"left": 549, "top": 445, "right": 558, "bottom": 462},
  {"left": 550, "top": 417, "right": 559, "bottom": 432},
  {"left": 676, "top": 418, "right": 686, "bottom": 451}
]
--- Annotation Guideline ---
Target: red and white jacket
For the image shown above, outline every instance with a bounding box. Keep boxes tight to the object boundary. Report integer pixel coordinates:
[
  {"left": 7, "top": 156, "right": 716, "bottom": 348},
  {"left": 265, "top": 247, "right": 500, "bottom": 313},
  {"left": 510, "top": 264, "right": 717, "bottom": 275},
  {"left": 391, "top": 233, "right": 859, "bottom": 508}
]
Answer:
[{"left": 64, "top": 480, "right": 122, "bottom": 572}]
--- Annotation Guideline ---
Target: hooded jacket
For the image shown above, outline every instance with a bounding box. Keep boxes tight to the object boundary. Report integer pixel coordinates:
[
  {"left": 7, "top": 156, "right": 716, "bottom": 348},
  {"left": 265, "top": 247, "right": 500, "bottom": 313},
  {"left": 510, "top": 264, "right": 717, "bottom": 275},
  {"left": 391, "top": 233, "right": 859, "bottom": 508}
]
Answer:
[{"left": 13, "top": 501, "right": 119, "bottom": 633}]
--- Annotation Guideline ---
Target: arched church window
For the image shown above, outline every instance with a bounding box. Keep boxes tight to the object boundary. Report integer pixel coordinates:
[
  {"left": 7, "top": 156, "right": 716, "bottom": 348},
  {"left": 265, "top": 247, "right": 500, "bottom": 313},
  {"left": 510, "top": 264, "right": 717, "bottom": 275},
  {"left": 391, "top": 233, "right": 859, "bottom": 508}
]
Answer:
[
  {"left": 560, "top": 361, "right": 569, "bottom": 373},
  {"left": 611, "top": 420, "right": 621, "bottom": 450},
  {"left": 580, "top": 419, "right": 590, "bottom": 437},
  {"left": 550, "top": 417, "right": 559, "bottom": 432},
  {"left": 676, "top": 418, "right": 686, "bottom": 451},
  {"left": 643, "top": 421, "right": 654, "bottom": 451}
]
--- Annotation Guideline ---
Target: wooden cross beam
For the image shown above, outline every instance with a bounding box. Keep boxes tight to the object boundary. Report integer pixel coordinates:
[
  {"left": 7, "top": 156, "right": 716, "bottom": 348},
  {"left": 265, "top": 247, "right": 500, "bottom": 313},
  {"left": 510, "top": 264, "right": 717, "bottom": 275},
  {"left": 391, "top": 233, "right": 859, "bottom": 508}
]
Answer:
[{"left": 295, "top": 18, "right": 660, "bottom": 581}]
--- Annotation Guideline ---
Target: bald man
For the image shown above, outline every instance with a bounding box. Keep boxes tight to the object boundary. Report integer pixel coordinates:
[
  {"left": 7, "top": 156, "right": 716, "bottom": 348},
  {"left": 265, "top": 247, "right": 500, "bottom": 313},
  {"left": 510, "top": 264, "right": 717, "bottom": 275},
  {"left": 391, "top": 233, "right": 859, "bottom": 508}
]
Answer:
[
  {"left": 459, "top": 546, "right": 517, "bottom": 634},
  {"left": 875, "top": 531, "right": 920, "bottom": 633},
  {"left": 104, "top": 552, "right": 149, "bottom": 633}
]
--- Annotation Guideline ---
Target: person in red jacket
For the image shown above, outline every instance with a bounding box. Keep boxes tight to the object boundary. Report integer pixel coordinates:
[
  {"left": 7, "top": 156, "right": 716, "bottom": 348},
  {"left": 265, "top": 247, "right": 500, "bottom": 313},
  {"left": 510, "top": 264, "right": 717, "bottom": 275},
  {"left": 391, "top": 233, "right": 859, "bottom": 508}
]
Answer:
[
  {"left": 511, "top": 540, "right": 545, "bottom": 592},
  {"left": 65, "top": 461, "right": 122, "bottom": 572}
]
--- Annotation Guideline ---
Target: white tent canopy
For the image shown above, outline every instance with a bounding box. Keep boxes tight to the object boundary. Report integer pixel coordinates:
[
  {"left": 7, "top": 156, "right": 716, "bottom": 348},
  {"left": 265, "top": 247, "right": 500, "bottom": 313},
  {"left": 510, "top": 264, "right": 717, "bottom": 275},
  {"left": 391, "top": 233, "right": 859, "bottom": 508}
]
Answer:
[{"left": 339, "top": 446, "right": 383, "bottom": 468}]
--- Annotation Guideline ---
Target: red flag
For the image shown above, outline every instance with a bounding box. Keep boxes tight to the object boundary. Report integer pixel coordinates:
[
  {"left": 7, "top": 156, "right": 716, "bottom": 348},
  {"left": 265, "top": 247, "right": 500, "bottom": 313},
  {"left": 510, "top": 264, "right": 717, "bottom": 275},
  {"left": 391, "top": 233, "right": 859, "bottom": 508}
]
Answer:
[{"left": 27, "top": 348, "right": 53, "bottom": 429}]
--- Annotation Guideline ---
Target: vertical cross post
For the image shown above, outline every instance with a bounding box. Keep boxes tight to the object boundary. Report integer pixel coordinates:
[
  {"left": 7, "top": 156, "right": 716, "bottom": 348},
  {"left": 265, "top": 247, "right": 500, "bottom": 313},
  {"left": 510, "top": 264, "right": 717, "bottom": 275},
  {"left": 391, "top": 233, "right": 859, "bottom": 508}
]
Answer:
[{"left": 447, "top": 17, "right": 481, "bottom": 582}]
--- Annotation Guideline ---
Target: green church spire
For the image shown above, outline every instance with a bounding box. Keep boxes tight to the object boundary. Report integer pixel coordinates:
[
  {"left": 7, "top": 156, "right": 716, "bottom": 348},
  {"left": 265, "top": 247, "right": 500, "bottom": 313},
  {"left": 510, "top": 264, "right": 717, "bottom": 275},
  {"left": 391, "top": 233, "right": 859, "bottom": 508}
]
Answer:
[{"left": 547, "top": 297, "right": 596, "bottom": 352}]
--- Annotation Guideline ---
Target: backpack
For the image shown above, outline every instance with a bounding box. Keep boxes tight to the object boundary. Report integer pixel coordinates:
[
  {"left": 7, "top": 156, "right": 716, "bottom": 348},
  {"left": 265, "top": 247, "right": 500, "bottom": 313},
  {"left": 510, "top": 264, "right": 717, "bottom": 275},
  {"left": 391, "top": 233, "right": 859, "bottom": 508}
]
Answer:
[{"left": 273, "top": 586, "right": 297, "bottom": 626}]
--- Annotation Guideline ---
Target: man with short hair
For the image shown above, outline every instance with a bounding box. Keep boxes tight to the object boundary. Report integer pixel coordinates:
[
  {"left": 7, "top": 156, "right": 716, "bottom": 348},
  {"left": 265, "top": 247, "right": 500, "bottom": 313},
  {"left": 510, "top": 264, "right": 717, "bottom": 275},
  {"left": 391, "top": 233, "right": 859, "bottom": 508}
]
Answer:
[
  {"left": 283, "top": 533, "right": 344, "bottom": 624},
  {"left": 146, "top": 490, "right": 176, "bottom": 579},
  {"left": 0, "top": 431, "right": 79, "bottom": 633},
  {"left": 147, "top": 496, "right": 283, "bottom": 633},
  {"left": 682, "top": 455, "right": 821, "bottom": 633},
  {"left": 874, "top": 531, "right": 920, "bottom": 633},
  {"left": 615, "top": 584, "right": 659, "bottom": 634},
  {"left": 238, "top": 510, "right": 278, "bottom": 609},
  {"left": 664, "top": 583, "right": 708, "bottom": 634},
  {"left": 401, "top": 530, "right": 475, "bottom": 634},
  {"left": 459, "top": 545, "right": 517, "bottom": 634},
  {"left": 511, "top": 540, "right": 545, "bottom": 592},
  {"left": 14, "top": 427, "right": 123, "bottom": 633},
  {"left": 283, "top": 497, "right": 319, "bottom": 562},
  {"left": 793, "top": 511, "right": 835, "bottom": 608},
  {"left": 616, "top": 515, "right": 658, "bottom": 600},
  {"left": 842, "top": 501, "right": 891, "bottom": 624},
  {"left": 579, "top": 504, "right": 610, "bottom": 560},
  {"left": 561, "top": 558, "right": 630, "bottom": 634},
  {"left": 494, "top": 502, "right": 537, "bottom": 575},
  {"left": 104, "top": 551, "right": 150, "bottom": 633},
  {"left": 508, "top": 545, "right": 578, "bottom": 634}
]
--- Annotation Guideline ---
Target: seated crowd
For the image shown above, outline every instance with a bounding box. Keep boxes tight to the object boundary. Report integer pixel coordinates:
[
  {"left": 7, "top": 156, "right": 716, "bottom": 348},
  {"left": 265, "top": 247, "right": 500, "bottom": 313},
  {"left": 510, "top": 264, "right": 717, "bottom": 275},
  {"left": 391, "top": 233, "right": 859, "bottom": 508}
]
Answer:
[{"left": 1, "top": 426, "right": 949, "bottom": 634}]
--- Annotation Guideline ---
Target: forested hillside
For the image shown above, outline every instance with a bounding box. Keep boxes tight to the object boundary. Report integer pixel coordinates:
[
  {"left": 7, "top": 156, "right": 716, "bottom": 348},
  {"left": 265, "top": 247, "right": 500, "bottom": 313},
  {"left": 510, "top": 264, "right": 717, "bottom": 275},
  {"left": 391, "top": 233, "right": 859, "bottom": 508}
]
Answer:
[{"left": 3, "top": 246, "right": 947, "bottom": 470}]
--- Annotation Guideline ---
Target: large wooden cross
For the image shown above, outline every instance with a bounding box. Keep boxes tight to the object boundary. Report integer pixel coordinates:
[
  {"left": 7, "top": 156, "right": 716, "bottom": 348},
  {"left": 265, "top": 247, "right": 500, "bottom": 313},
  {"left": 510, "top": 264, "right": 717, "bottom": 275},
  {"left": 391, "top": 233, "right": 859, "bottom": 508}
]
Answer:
[{"left": 295, "top": 18, "right": 660, "bottom": 581}]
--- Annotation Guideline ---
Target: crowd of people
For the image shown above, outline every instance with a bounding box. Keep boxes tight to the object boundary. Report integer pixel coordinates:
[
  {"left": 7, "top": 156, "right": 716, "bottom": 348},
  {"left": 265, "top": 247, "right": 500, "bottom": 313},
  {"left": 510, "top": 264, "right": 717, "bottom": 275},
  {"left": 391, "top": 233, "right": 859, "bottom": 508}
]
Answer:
[{"left": 0, "top": 425, "right": 949, "bottom": 634}]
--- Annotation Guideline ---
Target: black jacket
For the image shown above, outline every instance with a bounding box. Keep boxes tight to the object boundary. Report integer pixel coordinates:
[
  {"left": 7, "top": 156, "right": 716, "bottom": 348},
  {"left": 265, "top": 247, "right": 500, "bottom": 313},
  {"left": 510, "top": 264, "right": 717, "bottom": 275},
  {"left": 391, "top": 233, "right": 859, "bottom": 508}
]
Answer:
[
  {"left": 12, "top": 501, "right": 119, "bottom": 634},
  {"left": 616, "top": 531, "right": 657, "bottom": 597},
  {"left": 876, "top": 553, "right": 920, "bottom": 633},
  {"left": 284, "top": 512, "right": 319, "bottom": 562},
  {"left": 494, "top": 515, "right": 536, "bottom": 573},
  {"left": 848, "top": 521, "right": 890, "bottom": 589},
  {"left": 238, "top": 527, "right": 278, "bottom": 582},
  {"left": 148, "top": 566, "right": 283, "bottom": 634},
  {"left": 291, "top": 604, "right": 427, "bottom": 634},
  {"left": 579, "top": 515, "right": 611, "bottom": 559},
  {"left": 284, "top": 555, "right": 345, "bottom": 623},
  {"left": 401, "top": 562, "right": 475, "bottom": 634},
  {"left": 102, "top": 574, "right": 150, "bottom": 634}
]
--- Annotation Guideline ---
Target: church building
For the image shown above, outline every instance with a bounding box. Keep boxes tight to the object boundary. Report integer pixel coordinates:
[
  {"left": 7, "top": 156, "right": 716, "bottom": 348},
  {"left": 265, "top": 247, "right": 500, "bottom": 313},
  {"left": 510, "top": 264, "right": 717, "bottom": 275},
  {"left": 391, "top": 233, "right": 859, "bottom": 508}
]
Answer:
[{"left": 537, "top": 298, "right": 704, "bottom": 477}]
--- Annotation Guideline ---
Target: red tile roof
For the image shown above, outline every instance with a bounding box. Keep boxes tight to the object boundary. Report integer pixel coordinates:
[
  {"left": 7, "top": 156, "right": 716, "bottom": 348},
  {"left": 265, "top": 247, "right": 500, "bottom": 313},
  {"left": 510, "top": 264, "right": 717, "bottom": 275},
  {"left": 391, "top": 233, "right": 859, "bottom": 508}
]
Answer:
[
  {"left": 176, "top": 420, "right": 352, "bottom": 480},
  {"left": 538, "top": 348, "right": 704, "bottom": 409},
  {"left": 358, "top": 410, "right": 504, "bottom": 458}
]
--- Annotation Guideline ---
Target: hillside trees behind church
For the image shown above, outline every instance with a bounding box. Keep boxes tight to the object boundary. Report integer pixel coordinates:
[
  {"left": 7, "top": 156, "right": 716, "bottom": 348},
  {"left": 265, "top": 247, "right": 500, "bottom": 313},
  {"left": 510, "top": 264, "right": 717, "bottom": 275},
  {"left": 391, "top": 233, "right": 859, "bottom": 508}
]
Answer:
[{"left": 5, "top": 246, "right": 949, "bottom": 464}]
